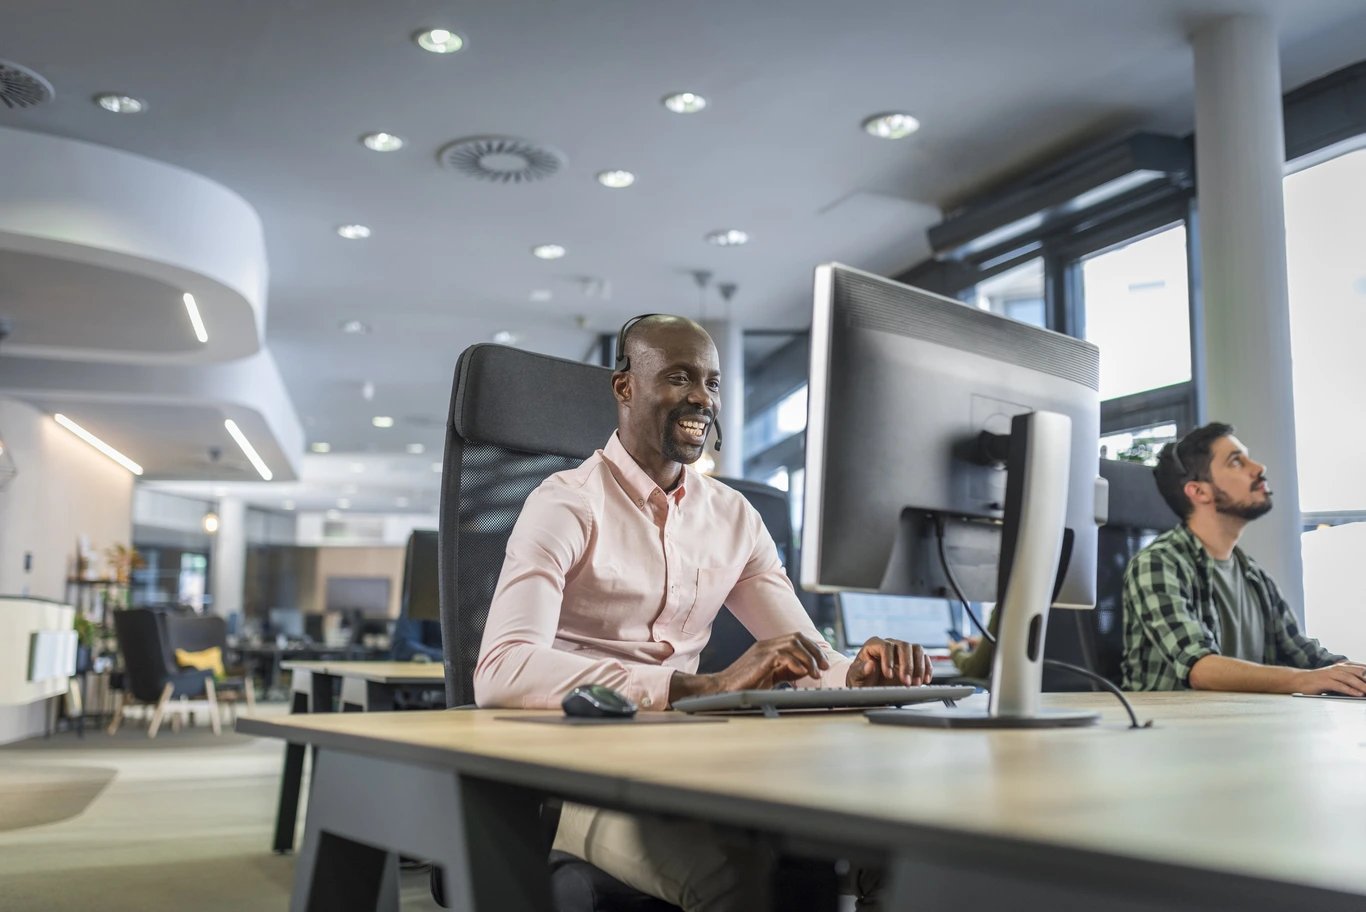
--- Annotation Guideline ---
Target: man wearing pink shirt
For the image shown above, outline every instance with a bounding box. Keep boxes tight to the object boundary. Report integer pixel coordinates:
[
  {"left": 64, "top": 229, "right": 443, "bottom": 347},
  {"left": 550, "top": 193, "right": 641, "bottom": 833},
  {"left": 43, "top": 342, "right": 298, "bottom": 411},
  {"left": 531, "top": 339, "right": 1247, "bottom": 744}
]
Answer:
[{"left": 475, "top": 314, "right": 922, "bottom": 911}]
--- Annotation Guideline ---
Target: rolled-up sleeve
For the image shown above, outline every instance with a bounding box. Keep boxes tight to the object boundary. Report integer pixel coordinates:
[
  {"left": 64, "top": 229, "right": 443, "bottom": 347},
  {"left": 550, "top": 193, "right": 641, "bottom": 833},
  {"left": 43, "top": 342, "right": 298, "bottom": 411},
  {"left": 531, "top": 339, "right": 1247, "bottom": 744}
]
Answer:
[
  {"left": 722, "top": 505, "right": 851, "bottom": 689},
  {"left": 1123, "top": 548, "right": 1216, "bottom": 688},
  {"left": 473, "top": 482, "right": 675, "bottom": 709}
]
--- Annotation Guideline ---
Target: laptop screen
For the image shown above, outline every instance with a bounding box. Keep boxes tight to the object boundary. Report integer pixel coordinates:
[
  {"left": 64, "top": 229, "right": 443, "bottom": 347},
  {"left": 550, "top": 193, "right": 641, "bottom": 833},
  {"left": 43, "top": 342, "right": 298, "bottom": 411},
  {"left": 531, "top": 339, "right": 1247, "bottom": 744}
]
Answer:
[{"left": 838, "top": 593, "right": 962, "bottom": 653}]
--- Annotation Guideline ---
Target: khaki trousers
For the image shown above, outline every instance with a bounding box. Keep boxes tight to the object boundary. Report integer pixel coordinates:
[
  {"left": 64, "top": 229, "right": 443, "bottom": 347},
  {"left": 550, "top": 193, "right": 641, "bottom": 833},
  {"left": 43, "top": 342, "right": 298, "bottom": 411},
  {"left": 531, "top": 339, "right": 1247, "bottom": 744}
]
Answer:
[{"left": 552, "top": 801, "right": 774, "bottom": 912}]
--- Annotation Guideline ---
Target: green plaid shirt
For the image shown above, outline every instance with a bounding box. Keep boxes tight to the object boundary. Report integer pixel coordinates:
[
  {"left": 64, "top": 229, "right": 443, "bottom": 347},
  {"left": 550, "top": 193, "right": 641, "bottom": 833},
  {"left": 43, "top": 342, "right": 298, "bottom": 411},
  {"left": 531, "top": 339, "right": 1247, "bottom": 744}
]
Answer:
[{"left": 1122, "top": 524, "right": 1343, "bottom": 690}]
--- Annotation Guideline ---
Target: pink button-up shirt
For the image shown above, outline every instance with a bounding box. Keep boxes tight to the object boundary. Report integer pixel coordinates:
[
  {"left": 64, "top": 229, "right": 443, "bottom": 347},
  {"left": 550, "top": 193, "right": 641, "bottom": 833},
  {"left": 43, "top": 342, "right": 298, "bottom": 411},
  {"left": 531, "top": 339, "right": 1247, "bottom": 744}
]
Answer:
[{"left": 474, "top": 432, "right": 850, "bottom": 709}]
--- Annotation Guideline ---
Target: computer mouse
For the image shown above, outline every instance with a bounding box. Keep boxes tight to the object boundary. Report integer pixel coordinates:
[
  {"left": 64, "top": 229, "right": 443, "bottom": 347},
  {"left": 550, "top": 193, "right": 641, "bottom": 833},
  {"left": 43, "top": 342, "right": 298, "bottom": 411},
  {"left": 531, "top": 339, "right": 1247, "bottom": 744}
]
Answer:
[{"left": 562, "top": 684, "right": 638, "bottom": 718}]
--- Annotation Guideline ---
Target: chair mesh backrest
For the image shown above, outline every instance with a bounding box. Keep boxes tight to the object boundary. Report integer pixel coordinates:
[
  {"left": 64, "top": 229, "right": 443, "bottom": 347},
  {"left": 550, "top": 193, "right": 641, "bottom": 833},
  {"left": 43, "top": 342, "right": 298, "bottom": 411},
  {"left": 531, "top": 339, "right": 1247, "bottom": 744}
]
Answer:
[
  {"left": 439, "top": 344, "right": 619, "bottom": 706},
  {"left": 113, "top": 609, "right": 175, "bottom": 703}
]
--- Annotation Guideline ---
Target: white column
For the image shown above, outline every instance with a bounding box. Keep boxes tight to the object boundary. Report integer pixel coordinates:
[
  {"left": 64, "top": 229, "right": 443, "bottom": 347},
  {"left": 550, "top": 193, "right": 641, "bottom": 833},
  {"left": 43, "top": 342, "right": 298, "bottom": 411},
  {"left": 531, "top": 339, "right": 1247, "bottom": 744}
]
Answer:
[
  {"left": 1192, "top": 16, "right": 1305, "bottom": 615},
  {"left": 210, "top": 495, "right": 246, "bottom": 620},
  {"left": 700, "top": 319, "right": 745, "bottom": 478}
]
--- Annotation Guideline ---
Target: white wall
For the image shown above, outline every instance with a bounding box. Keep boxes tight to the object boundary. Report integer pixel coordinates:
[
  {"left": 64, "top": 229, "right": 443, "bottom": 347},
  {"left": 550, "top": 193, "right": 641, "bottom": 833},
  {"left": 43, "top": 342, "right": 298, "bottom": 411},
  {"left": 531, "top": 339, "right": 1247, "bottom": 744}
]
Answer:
[
  {"left": 0, "top": 397, "right": 134, "bottom": 598},
  {"left": 0, "top": 396, "right": 133, "bottom": 743}
]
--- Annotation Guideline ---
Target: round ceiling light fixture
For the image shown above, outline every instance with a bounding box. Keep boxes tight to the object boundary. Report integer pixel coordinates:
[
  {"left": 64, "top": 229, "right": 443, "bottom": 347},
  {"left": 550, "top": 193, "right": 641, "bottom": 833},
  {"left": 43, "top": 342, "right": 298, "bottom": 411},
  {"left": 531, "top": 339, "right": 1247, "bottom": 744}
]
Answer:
[
  {"left": 862, "top": 112, "right": 921, "bottom": 139},
  {"left": 596, "top": 169, "right": 635, "bottom": 189},
  {"left": 705, "top": 229, "right": 749, "bottom": 247},
  {"left": 94, "top": 93, "right": 146, "bottom": 114},
  {"left": 339, "top": 319, "right": 370, "bottom": 334},
  {"left": 414, "top": 28, "right": 464, "bottom": 54},
  {"left": 662, "top": 92, "right": 707, "bottom": 114},
  {"left": 438, "top": 135, "right": 565, "bottom": 184},
  {"left": 529, "top": 289, "right": 552, "bottom": 302},
  {"left": 372, "top": 416, "right": 394, "bottom": 428},
  {"left": 310, "top": 442, "right": 331, "bottom": 453},
  {"left": 337, "top": 224, "right": 371, "bottom": 240},
  {"left": 532, "top": 244, "right": 566, "bottom": 260},
  {"left": 361, "top": 131, "right": 405, "bottom": 152},
  {"left": 202, "top": 512, "right": 220, "bottom": 534}
]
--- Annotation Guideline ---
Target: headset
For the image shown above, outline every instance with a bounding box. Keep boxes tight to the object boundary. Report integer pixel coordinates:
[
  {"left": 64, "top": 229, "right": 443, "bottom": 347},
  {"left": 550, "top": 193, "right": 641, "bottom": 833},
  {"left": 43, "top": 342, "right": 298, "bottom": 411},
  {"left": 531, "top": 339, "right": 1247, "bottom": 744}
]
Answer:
[
  {"left": 614, "top": 313, "right": 722, "bottom": 452},
  {"left": 1160, "top": 437, "right": 1189, "bottom": 477}
]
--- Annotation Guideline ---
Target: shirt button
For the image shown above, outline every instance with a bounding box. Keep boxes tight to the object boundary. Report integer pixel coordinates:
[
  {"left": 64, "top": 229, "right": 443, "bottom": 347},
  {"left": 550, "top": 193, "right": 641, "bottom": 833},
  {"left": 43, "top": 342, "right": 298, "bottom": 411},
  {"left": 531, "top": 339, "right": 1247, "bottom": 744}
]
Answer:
[
  {"left": 636, "top": 498, "right": 645, "bottom": 507},
  {"left": 641, "top": 695, "right": 653, "bottom": 709}
]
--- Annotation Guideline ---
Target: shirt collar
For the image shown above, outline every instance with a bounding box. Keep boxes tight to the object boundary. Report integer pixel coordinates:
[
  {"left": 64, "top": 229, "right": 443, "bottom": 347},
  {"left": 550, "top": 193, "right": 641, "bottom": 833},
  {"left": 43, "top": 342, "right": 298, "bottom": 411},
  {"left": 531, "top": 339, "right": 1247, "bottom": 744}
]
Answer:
[{"left": 602, "top": 432, "right": 689, "bottom": 506}]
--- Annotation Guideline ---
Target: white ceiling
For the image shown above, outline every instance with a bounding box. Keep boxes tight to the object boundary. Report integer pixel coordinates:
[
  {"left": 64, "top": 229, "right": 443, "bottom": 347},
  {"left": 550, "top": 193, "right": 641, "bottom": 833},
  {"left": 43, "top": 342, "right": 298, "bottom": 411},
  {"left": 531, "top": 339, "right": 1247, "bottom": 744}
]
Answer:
[{"left": 2, "top": 0, "right": 1365, "bottom": 517}]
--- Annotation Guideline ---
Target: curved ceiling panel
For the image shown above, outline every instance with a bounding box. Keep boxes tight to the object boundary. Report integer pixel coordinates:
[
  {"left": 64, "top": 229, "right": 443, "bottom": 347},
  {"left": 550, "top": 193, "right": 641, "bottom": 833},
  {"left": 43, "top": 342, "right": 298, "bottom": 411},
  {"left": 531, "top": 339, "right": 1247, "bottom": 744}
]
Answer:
[{"left": 0, "top": 126, "right": 266, "bottom": 364}]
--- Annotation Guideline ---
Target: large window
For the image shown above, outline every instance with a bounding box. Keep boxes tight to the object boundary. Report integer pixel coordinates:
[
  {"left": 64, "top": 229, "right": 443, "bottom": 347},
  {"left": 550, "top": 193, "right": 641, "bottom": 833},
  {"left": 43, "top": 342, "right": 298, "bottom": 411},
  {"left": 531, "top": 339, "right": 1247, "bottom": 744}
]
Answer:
[
  {"left": 1079, "top": 224, "right": 1192, "bottom": 402},
  {"left": 1285, "top": 142, "right": 1366, "bottom": 652},
  {"left": 970, "top": 258, "right": 1046, "bottom": 328}
]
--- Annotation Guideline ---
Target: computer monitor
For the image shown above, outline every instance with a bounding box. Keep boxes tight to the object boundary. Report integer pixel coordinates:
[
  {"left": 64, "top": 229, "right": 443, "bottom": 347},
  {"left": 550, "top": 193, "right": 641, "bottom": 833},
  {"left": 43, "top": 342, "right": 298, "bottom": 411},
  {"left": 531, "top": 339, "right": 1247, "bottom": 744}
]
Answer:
[
  {"left": 324, "top": 576, "right": 391, "bottom": 618},
  {"left": 838, "top": 593, "right": 959, "bottom": 653},
  {"left": 402, "top": 530, "right": 440, "bottom": 622},
  {"left": 268, "top": 607, "right": 304, "bottom": 639},
  {"left": 802, "top": 263, "right": 1108, "bottom": 728}
]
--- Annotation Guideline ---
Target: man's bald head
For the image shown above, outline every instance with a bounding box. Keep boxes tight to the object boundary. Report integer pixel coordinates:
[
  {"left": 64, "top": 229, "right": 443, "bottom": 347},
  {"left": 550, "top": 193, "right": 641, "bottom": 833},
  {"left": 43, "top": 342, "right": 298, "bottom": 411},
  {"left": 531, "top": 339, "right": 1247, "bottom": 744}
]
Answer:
[
  {"left": 617, "top": 315, "right": 712, "bottom": 374},
  {"left": 610, "top": 314, "right": 721, "bottom": 485}
]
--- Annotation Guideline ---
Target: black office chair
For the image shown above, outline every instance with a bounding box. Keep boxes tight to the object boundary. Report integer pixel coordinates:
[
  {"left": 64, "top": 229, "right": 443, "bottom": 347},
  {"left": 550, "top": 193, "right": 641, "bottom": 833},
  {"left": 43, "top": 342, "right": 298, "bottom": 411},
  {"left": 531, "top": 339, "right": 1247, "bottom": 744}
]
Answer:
[
  {"left": 1042, "top": 458, "right": 1175, "bottom": 688},
  {"left": 436, "top": 343, "right": 674, "bottom": 912},
  {"left": 108, "top": 608, "right": 218, "bottom": 738}
]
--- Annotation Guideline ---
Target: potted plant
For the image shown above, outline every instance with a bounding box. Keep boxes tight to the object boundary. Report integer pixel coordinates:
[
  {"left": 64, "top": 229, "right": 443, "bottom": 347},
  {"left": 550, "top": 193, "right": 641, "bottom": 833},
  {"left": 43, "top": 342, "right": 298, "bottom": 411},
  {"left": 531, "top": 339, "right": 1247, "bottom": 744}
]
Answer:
[{"left": 72, "top": 614, "right": 97, "bottom": 674}]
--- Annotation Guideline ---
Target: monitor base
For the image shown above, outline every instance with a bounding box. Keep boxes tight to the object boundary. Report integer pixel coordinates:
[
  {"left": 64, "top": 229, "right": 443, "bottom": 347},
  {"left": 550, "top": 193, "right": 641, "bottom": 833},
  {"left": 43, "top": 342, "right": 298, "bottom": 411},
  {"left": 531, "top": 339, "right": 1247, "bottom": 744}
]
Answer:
[{"left": 865, "top": 707, "right": 1100, "bottom": 729}]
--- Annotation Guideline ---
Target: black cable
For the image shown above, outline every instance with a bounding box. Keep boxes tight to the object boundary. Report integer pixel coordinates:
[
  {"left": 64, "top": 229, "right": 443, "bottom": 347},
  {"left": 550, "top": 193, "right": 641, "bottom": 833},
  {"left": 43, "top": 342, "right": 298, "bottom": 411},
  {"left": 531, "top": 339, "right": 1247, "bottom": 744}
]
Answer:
[
  {"left": 932, "top": 515, "right": 1151, "bottom": 730},
  {"left": 934, "top": 516, "right": 995, "bottom": 645}
]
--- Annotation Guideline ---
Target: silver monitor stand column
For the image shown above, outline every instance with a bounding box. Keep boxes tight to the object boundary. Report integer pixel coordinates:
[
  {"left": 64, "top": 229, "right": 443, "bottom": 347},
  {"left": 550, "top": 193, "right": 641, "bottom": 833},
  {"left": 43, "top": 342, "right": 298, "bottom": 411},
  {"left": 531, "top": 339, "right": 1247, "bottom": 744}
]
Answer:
[{"left": 870, "top": 411, "right": 1100, "bottom": 729}]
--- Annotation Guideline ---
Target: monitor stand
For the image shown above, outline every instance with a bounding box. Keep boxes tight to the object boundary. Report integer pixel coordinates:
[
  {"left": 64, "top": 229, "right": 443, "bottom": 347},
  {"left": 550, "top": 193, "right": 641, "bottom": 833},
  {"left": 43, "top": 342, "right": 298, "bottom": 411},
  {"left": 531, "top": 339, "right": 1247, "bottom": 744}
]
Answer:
[{"left": 870, "top": 410, "right": 1100, "bottom": 730}]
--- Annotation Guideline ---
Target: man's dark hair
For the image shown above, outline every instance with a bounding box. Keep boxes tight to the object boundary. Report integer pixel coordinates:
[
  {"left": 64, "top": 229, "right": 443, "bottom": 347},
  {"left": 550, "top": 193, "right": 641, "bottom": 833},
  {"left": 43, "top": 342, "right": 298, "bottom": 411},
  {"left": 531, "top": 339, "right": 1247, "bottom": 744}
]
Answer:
[{"left": 1153, "top": 421, "right": 1234, "bottom": 519}]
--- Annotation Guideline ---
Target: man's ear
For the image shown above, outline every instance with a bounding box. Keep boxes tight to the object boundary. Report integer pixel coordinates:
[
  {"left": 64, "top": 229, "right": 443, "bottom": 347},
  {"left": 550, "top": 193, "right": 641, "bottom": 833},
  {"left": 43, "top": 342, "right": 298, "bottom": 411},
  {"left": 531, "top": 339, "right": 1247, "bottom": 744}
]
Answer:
[
  {"left": 611, "top": 370, "right": 631, "bottom": 405},
  {"left": 1184, "top": 479, "right": 1210, "bottom": 507}
]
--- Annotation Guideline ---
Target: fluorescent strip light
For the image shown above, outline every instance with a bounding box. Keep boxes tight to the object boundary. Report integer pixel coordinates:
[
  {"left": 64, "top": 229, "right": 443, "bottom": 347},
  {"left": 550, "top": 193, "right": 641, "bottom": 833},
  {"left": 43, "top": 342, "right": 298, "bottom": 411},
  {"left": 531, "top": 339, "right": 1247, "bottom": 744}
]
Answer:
[
  {"left": 53, "top": 414, "right": 143, "bottom": 475},
  {"left": 223, "top": 418, "right": 273, "bottom": 481},
  {"left": 182, "top": 293, "right": 208, "bottom": 343}
]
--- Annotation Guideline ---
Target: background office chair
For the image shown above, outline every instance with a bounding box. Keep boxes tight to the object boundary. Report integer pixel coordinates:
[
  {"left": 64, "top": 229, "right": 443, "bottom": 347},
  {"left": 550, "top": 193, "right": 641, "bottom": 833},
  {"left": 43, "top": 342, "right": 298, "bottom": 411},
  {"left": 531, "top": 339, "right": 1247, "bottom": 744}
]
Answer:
[
  {"left": 108, "top": 608, "right": 220, "bottom": 738},
  {"left": 438, "top": 344, "right": 836, "bottom": 912},
  {"left": 1042, "top": 457, "right": 1176, "bottom": 688},
  {"left": 162, "top": 612, "right": 257, "bottom": 721}
]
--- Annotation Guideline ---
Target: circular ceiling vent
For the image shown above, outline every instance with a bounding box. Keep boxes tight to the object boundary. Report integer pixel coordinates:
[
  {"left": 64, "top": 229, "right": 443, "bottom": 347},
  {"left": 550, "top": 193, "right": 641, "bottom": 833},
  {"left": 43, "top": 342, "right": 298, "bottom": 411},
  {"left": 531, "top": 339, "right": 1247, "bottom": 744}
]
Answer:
[
  {"left": 438, "top": 136, "right": 566, "bottom": 184},
  {"left": 0, "top": 60, "right": 55, "bottom": 110}
]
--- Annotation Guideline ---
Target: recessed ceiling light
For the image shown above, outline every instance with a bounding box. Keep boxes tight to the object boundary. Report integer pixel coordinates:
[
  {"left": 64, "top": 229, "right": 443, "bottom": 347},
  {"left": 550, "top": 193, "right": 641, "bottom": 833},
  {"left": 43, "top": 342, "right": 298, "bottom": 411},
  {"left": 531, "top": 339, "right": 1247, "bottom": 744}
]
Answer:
[
  {"left": 662, "top": 92, "right": 707, "bottom": 114},
  {"left": 53, "top": 414, "right": 143, "bottom": 475},
  {"left": 372, "top": 416, "right": 394, "bottom": 428},
  {"left": 349, "top": 462, "right": 365, "bottom": 473},
  {"left": 705, "top": 229, "right": 749, "bottom": 247},
  {"left": 282, "top": 499, "right": 296, "bottom": 511},
  {"left": 862, "top": 112, "right": 921, "bottom": 140},
  {"left": 94, "top": 93, "right": 146, "bottom": 114},
  {"left": 224, "top": 418, "right": 273, "bottom": 481},
  {"left": 182, "top": 292, "right": 208, "bottom": 344},
  {"left": 529, "top": 289, "right": 552, "bottom": 302},
  {"left": 415, "top": 28, "right": 464, "bottom": 54},
  {"left": 406, "top": 443, "right": 425, "bottom": 455},
  {"left": 492, "top": 330, "right": 518, "bottom": 345},
  {"left": 361, "top": 380, "right": 375, "bottom": 401},
  {"left": 396, "top": 496, "right": 410, "bottom": 508},
  {"left": 361, "top": 131, "right": 405, "bottom": 152},
  {"left": 326, "top": 509, "right": 342, "bottom": 520},
  {"left": 311, "top": 442, "right": 331, "bottom": 453},
  {"left": 532, "top": 244, "right": 566, "bottom": 260},
  {"left": 337, "top": 224, "right": 371, "bottom": 240},
  {"left": 596, "top": 169, "right": 635, "bottom": 189},
  {"left": 431, "top": 462, "right": 443, "bottom": 473},
  {"left": 337, "top": 497, "right": 352, "bottom": 509},
  {"left": 339, "top": 319, "right": 370, "bottom": 335}
]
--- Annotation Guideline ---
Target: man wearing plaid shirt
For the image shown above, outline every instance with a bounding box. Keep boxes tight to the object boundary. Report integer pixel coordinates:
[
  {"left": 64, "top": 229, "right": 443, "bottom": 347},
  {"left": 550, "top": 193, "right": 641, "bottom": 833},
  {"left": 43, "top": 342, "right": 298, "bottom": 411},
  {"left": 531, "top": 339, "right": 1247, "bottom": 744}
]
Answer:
[{"left": 1122, "top": 422, "right": 1364, "bottom": 694}]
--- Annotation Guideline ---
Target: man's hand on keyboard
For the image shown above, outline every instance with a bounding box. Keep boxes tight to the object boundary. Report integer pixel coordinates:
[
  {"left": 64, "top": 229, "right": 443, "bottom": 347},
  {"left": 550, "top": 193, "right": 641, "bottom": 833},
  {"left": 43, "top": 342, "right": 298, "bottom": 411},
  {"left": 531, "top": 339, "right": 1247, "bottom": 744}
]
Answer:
[
  {"left": 668, "top": 633, "right": 830, "bottom": 704},
  {"left": 847, "top": 637, "right": 932, "bottom": 687}
]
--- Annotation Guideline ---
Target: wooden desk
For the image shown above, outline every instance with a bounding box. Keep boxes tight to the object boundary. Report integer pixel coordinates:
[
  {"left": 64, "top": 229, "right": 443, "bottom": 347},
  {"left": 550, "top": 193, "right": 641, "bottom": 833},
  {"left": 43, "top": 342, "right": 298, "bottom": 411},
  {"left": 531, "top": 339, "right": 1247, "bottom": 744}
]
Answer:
[
  {"left": 239, "top": 692, "right": 1366, "bottom": 911},
  {"left": 269, "top": 660, "right": 447, "bottom": 854}
]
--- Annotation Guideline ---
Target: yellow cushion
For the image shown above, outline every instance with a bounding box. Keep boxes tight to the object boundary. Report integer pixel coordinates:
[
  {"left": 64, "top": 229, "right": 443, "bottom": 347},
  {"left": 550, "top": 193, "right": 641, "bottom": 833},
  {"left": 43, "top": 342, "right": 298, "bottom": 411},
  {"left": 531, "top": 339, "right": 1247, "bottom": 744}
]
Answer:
[{"left": 175, "top": 646, "right": 225, "bottom": 680}]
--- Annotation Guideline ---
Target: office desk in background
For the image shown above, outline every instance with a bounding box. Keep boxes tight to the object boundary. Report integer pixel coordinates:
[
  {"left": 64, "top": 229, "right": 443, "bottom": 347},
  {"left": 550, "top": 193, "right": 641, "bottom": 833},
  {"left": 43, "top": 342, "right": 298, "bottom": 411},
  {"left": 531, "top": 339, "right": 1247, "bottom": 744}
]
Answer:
[
  {"left": 269, "top": 659, "right": 446, "bottom": 854},
  {"left": 239, "top": 692, "right": 1366, "bottom": 912}
]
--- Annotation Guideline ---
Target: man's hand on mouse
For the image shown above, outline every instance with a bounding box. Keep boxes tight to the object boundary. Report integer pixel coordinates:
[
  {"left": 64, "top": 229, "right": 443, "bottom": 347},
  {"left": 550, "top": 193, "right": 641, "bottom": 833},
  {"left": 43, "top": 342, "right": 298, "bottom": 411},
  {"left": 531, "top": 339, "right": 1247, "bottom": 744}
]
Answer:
[
  {"left": 847, "top": 637, "right": 932, "bottom": 687},
  {"left": 668, "top": 633, "right": 829, "bottom": 702}
]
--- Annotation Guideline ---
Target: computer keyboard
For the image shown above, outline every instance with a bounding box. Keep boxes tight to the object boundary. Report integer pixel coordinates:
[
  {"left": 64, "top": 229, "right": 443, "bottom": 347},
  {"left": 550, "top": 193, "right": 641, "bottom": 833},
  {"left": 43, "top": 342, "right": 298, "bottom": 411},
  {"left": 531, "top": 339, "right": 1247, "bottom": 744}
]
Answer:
[{"left": 673, "top": 684, "right": 976, "bottom": 718}]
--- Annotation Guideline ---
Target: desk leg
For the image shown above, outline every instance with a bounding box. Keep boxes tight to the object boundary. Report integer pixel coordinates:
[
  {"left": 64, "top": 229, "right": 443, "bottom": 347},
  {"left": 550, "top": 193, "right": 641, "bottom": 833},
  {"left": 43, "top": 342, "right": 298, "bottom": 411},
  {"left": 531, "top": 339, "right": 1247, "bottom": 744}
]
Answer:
[
  {"left": 340, "top": 678, "right": 397, "bottom": 712},
  {"left": 292, "top": 749, "right": 551, "bottom": 912},
  {"left": 273, "top": 674, "right": 339, "bottom": 854}
]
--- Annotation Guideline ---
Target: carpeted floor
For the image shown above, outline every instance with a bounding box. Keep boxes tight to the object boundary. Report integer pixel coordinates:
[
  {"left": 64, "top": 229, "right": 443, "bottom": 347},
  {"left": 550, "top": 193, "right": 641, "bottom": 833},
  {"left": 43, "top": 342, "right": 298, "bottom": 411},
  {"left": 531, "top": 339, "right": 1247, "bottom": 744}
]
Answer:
[{"left": 0, "top": 704, "right": 444, "bottom": 912}]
